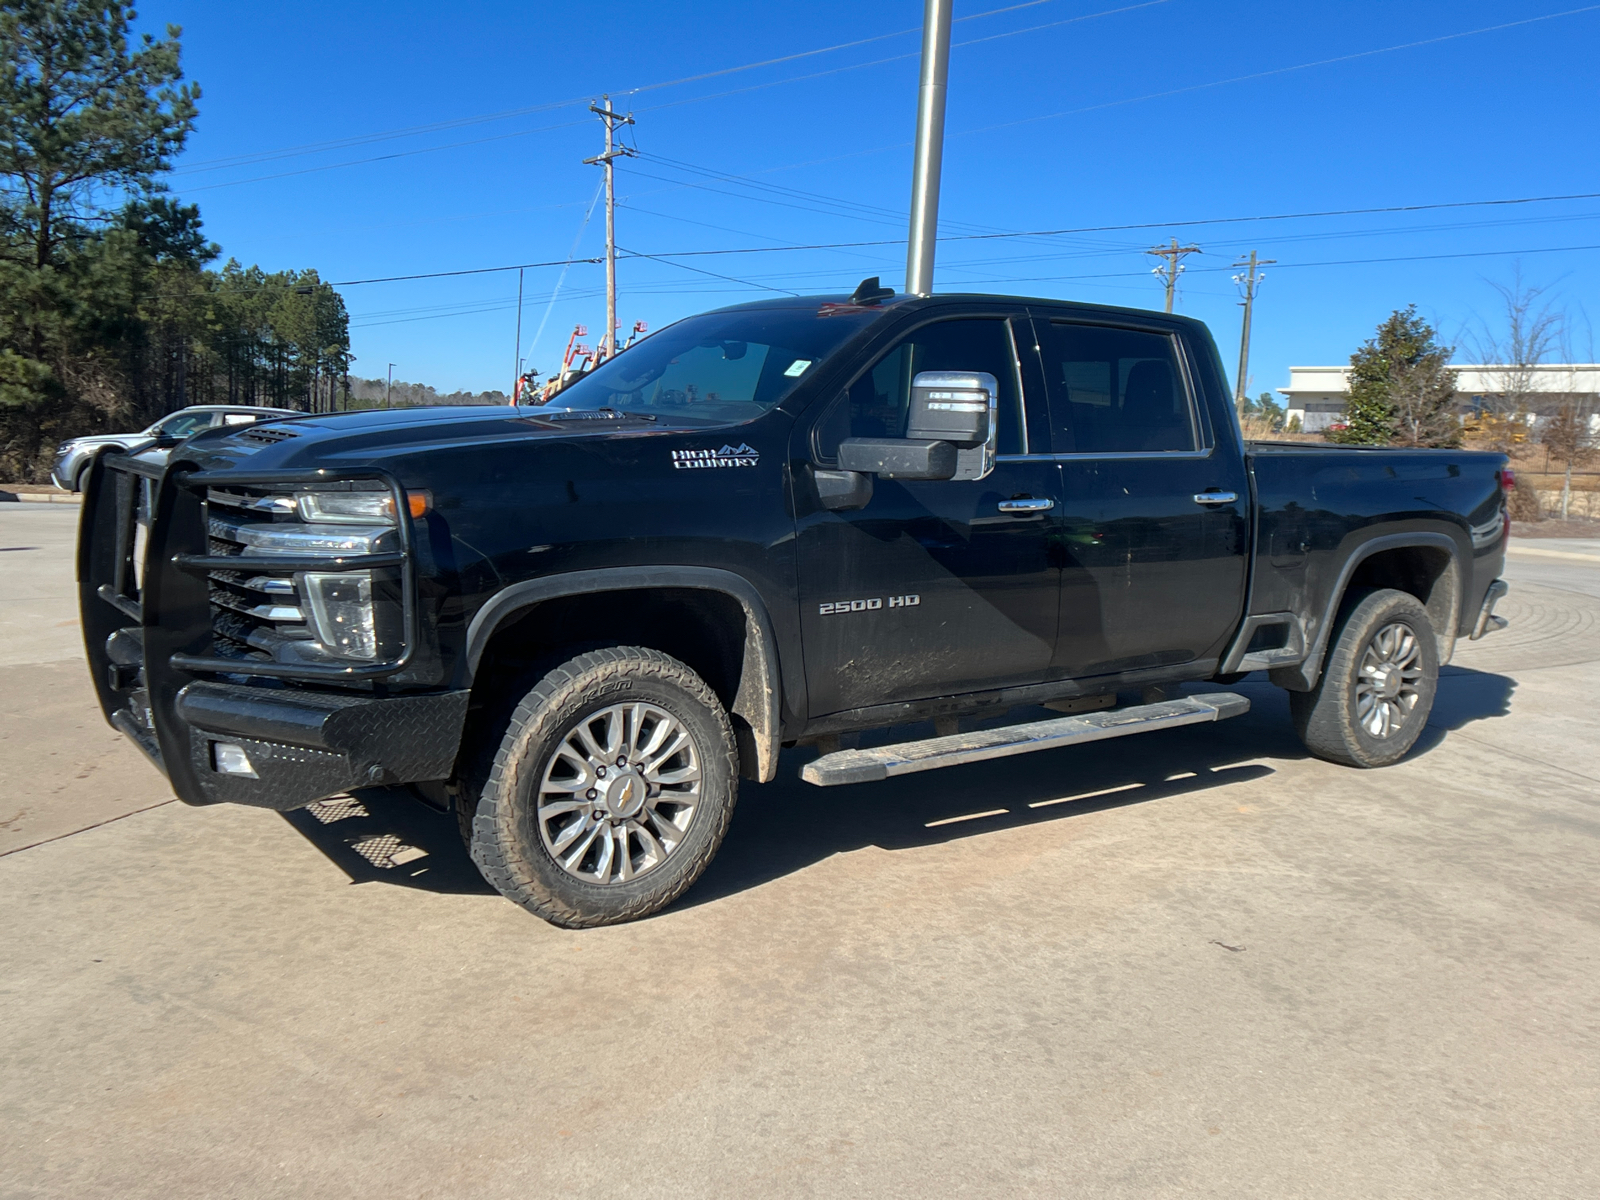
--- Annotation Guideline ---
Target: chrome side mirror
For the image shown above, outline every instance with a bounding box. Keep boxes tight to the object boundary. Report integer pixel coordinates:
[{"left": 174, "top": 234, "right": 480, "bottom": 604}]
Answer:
[{"left": 907, "top": 370, "right": 994, "bottom": 447}]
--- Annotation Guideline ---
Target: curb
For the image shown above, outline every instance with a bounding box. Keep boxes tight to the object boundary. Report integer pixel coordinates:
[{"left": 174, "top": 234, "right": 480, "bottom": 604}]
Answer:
[
  {"left": 1506, "top": 543, "right": 1600, "bottom": 565},
  {"left": 0, "top": 490, "right": 82, "bottom": 505}
]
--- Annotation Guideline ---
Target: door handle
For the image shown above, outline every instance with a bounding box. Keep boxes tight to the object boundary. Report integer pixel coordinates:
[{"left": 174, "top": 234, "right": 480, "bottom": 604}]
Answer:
[
  {"left": 1193, "top": 492, "right": 1238, "bottom": 506},
  {"left": 997, "top": 497, "right": 1055, "bottom": 513}
]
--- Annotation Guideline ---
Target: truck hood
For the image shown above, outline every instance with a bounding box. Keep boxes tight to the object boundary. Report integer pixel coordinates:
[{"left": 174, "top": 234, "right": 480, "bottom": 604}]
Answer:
[{"left": 176, "top": 404, "right": 741, "bottom": 474}]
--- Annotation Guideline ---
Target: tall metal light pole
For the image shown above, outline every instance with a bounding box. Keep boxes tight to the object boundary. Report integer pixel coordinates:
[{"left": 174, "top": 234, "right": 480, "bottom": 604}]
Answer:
[
  {"left": 585, "top": 97, "right": 636, "bottom": 360},
  {"left": 385, "top": 363, "right": 395, "bottom": 410},
  {"left": 905, "top": 0, "right": 953, "bottom": 297}
]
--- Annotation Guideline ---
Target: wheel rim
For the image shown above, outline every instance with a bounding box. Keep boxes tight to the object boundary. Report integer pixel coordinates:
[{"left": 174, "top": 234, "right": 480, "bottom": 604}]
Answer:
[
  {"left": 1354, "top": 621, "right": 1424, "bottom": 739},
  {"left": 535, "top": 702, "right": 702, "bottom": 885}
]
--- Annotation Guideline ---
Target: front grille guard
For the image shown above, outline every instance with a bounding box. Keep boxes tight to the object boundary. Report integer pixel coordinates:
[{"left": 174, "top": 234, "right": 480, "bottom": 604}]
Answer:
[
  {"left": 80, "top": 457, "right": 432, "bottom": 806},
  {"left": 173, "top": 468, "right": 419, "bottom": 681},
  {"left": 83, "top": 457, "right": 421, "bottom": 687}
]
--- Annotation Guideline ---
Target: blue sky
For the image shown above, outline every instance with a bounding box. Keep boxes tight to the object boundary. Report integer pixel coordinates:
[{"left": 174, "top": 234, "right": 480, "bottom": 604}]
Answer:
[{"left": 141, "top": 0, "right": 1600, "bottom": 395}]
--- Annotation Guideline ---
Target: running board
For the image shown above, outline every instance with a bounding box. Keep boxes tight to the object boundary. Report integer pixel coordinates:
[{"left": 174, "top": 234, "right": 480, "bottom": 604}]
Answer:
[{"left": 800, "top": 693, "right": 1251, "bottom": 787}]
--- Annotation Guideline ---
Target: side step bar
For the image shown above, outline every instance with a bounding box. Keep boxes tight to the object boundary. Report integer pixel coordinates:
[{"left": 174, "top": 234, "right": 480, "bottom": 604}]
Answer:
[{"left": 801, "top": 692, "right": 1251, "bottom": 787}]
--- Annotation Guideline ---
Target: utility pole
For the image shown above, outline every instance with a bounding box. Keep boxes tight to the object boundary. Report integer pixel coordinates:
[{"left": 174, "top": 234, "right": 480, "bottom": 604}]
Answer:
[
  {"left": 905, "top": 0, "right": 953, "bottom": 297},
  {"left": 1147, "top": 238, "right": 1201, "bottom": 313},
  {"left": 1231, "top": 251, "right": 1275, "bottom": 409},
  {"left": 585, "top": 96, "right": 636, "bottom": 361},
  {"left": 513, "top": 266, "right": 524, "bottom": 397},
  {"left": 385, "top": 363, "right": 394, "bottom": 410}
]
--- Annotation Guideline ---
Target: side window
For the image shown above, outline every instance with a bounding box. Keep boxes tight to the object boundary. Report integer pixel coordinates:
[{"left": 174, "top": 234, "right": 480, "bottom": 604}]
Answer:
[
  {"left": 1036, "top": 322, "right": 1196, "bottom": 453},
  {"left": 815, "top": 318, "right": 1026, "bottom": 459},
  {"left": 220, "top": 412, "right": 257, "bottom": 426}
]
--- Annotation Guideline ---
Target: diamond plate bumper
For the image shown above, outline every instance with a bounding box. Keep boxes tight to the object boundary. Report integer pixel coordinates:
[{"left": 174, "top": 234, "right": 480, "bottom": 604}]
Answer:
[{"left": 174, "top": 682, "right": 470, "bottom": 809}]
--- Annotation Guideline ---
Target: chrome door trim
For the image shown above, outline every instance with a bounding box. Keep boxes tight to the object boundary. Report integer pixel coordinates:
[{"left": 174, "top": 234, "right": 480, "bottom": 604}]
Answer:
[{"left": 996, "top": 449, "right": 1216, "bottom": 463}]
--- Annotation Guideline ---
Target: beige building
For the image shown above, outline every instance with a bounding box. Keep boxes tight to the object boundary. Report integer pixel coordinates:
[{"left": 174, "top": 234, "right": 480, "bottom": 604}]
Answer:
[{"left": 1277, "top": 363, "right": 1600, "bottom": 433}]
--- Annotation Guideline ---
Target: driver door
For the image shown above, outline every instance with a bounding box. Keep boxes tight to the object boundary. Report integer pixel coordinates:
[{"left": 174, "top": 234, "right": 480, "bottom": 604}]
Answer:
[{"left": 792, "top": 314, "right": 1063, "bottom": 717}]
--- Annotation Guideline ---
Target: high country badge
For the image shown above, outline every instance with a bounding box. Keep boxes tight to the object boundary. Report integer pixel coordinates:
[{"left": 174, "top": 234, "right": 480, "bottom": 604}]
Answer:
[{"left": 672, "top": 444, "right": 759, "bottom": 470}]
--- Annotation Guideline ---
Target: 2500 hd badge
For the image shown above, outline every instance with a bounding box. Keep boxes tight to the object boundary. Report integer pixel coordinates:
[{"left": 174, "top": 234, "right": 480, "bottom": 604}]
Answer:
[{"left": 819, "top": 595, "right": 921, "bottom": 615}]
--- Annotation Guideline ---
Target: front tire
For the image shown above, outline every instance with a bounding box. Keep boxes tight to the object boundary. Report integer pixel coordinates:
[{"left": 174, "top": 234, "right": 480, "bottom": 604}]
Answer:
[
  {"left": 466, "top": 646, "right": 739, "bottom": 927},
  {"left": 1289, "top": 588, "right": 1439, "bottom": 768}
]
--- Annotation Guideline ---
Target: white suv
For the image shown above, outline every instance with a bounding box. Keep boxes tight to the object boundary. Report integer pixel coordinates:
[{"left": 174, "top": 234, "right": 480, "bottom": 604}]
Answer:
[{"left": 51, "top": 405, "right": 301, "bottom": 491}]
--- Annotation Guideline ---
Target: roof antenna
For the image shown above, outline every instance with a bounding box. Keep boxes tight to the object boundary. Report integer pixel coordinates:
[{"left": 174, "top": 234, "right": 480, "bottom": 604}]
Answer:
[{"left": 850, "top": 276, "right": 895, "bottom": 305}]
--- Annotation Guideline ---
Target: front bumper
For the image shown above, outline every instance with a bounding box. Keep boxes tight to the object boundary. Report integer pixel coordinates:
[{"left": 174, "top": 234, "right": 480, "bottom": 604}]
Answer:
[
  {"left": 79, "top": 454, "right": 468, "bottom": 811},
  {"left": 173, "top": 682, "right": 468, "bottom": 809}
]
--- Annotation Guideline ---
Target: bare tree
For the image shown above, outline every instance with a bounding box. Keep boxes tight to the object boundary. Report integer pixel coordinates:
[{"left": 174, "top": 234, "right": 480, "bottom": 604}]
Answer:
[
  {"left": 1540, "top": 406, "right": 1595, "bottom": 519},
  {"left": 1539, "top": 312, "right": 1599, "bottom": 520},
  {"left": 1466, "top": 264, "right": 1566, "bottom": 446}
]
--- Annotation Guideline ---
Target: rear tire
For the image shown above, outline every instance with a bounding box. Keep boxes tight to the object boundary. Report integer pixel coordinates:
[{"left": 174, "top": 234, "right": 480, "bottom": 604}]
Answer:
[
  {"left": 465, "top": 646, "right": 739, "bottom": 928},
  {"left": 1289, "top": 588, "right": 1438, "bottom": 768}
]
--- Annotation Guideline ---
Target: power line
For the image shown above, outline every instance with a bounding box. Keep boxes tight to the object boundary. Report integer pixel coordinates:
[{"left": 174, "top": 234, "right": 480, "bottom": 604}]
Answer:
[
  {"left": 167, "top": 0, "right": 1085, "bottom": 178},
  {"left": 638, "top": 190, "right": 1600, "bottom": 259},
  {"left": 340, "top": 241, "right": 1600, "bottom": 330},
  {"left": 960, "top": 3, "right": 1600, "bottom": 138},
  {"left": 128, "top": 189, "right": 1600, "bottom": 294},
  {"left": 615, "top": 245, "right": 800, "bottom": 297}
]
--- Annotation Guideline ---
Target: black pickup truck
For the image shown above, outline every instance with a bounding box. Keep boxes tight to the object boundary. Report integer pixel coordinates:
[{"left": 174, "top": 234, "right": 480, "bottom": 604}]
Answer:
[{"left": 79, "top": 281, "right": 1511, "bottom": 926}]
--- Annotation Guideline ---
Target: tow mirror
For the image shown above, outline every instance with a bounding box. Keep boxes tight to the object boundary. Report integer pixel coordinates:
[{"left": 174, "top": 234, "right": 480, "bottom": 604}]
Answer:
[
  {"left": 907, "top": 370, "right": 994, "bottom": 448},
  {"left": 837, "top": 438, "right": 958, "bottom": 481}
]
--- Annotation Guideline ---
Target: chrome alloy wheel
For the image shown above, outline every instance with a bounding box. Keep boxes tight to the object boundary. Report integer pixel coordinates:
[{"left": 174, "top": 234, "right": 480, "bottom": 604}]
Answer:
[
  {"left": 1355, "top": 621, "right": 1424, "bottom": 739},
  {"left": 535, "top": 702, "right": 702, "bottom": 885}
]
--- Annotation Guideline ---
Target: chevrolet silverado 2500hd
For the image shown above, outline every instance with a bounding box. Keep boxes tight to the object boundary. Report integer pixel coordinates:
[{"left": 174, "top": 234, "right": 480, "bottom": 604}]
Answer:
[{"left": 78, "top": 282, "right": 1511, "bottom": 926}]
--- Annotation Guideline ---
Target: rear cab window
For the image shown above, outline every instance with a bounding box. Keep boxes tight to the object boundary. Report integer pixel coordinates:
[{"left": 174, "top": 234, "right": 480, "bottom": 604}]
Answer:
[{"left": 1032, "top": 319, "right": 1201, "bottom": 454}]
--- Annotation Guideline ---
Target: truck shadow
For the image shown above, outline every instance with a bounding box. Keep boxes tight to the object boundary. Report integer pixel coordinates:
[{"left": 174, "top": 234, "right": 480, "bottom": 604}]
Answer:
[
  {"left": 686, "top": 667, "right": 1517, "bottom": 910},
  {"left": 279, "top": 792, "right": 495, "bottom": 895},
  {"left": 1417, "top": 664, "right": 1517, "bottom": 751},
  {"left": 274, "top": 667, "right": 1514, "bottom": 906}
]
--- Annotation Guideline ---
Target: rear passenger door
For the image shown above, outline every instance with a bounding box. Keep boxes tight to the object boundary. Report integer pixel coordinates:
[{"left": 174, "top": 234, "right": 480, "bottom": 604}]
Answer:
[{"left": 1027, "top": 316, "right": 1248, "bottom": 677}]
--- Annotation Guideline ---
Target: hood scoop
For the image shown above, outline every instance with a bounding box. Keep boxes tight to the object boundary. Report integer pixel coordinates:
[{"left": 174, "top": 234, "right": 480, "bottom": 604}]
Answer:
[{"left": 240, "top": 425, "right": 300, "bottom": 445}]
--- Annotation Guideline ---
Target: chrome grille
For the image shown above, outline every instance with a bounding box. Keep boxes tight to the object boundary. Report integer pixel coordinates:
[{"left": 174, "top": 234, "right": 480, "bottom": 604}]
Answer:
[{"left": 204, "top": 487, "right": 314, "bottom": 662}]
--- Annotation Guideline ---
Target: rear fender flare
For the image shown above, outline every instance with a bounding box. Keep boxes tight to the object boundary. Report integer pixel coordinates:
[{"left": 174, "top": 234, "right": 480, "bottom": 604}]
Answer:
[
  {"left": 1270, "top": 531, "right": 1462, "bottom": 693},
  {"left": 464, "top": 567, "right": 784, "bottom": 782}
]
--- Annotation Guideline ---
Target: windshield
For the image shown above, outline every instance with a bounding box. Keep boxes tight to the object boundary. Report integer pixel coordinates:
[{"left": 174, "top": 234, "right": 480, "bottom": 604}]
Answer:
[
  {"left": 537, "top": 306, "right": 884, "bottom": 424},
  {"left": 152, "top": 412, "right": 214, "bottom": 439}
]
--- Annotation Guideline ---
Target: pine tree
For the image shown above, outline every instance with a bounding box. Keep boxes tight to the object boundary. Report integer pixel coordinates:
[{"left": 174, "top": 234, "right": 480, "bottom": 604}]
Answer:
[{"left": 1327, "top": 306, "right": 1460, "bottom": 447}]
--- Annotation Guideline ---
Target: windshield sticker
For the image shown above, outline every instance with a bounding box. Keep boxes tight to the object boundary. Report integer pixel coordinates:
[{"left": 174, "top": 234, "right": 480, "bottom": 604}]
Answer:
[
  {"left": 783, "top": 359, "right": 813, "bottom": 377},
  {"left": 672, "top": 444, "right": 759, "bottom": 470}
]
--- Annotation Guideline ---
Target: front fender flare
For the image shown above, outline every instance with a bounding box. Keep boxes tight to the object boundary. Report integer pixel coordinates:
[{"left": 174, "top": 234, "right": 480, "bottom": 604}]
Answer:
[{"left": 464, "top": 566, "right": 785, "bottom": 783}]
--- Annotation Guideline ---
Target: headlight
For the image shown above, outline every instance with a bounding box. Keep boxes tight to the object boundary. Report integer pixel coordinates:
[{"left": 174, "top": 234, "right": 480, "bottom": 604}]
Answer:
[
  {"left": 295, "top": 489, "right": 429, "bottom": 524},
  {"left": 231, "top": 522, "right": 395, "bottom": 556},
  {"left": 208, "top": 484, "right": 415, "bottom": 666},
  {"left": 301, "top": 572, "right": 378, "bottom": 660}
]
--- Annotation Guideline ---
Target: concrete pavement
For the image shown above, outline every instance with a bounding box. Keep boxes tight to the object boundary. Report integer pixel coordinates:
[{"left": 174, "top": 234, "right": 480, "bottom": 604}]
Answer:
[{"left": 2, "top": 504, "right": 1597, "bottom": 1199}]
